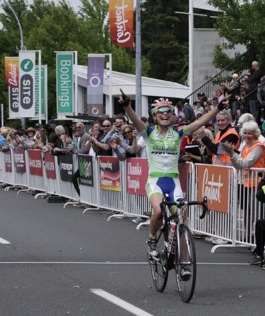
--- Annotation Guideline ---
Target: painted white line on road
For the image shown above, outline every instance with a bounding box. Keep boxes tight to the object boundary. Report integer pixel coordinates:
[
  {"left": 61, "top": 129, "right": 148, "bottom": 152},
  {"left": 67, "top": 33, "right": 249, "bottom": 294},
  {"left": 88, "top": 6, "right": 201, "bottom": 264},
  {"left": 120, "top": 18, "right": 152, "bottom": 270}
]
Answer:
[
  {"left": 0, "top": 237, "right": 11, "bottom": 244},
  {"left": 91, "top": 288, "right": 153, "bottom": 316},
  {"left": 0, "top": 261, "right": 250, "bottom": 265}
]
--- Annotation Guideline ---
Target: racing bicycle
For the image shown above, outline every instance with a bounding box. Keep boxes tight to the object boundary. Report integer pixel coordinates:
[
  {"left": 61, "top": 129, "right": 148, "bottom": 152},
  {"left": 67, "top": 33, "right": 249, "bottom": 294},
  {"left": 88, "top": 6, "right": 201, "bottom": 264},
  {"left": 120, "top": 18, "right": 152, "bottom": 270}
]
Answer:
[{"left": 147, "top": 195, "right": 209, "bottom": 303}]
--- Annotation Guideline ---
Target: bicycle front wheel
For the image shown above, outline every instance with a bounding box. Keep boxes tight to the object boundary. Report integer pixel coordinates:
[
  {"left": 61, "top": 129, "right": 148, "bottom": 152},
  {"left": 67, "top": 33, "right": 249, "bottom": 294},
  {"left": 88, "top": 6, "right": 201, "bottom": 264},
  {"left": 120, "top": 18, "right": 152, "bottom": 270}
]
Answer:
[
  {"left": 147, "top": 228, "right": 169, "bottom": 292},
  {"left": 175, "top": 224, "right": 196, "bottom": 303}
]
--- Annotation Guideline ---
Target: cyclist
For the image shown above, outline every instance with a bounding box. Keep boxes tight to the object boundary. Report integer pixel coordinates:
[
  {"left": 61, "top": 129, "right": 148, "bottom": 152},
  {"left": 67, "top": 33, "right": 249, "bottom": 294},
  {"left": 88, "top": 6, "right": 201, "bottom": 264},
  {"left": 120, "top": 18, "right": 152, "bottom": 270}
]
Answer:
[{"left": 118, "top": 90, "right": 225, "bottom": 261}]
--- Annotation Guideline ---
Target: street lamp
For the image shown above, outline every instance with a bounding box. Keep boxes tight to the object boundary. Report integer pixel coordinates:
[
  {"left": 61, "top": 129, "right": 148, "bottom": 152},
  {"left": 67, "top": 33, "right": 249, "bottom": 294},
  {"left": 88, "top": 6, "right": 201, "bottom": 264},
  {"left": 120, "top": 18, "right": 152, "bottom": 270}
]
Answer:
[
  {"left": 3, "top": 0, "right": 26, "bottom": 50},
  {"left": 3, "top": 0, "right": 26, "bottom": 128}
]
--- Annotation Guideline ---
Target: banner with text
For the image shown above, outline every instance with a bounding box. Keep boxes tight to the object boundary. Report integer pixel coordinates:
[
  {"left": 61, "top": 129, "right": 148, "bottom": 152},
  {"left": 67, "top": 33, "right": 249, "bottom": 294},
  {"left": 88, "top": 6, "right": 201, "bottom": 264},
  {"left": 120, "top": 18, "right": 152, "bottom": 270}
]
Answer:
[
  {"left": 5, "top": 57, "right": 19, "bottom": 88},
  {"left": 126, "top": 158, "right": 148, "bottom": 195},
  {"left": 109, "top": 0, "right": 134, "bottom": 48},
  {"left": 19, "top": 51, "right": 36, "bottom": 117},
  {"left": 9, "top": 86, "right": 20, "bottom": 119},
  {"left": 197, "top": 164, "right": 230, "bottom": 213},
  {"left": 56, "top": 52, "right": 74, "bottom": 118},
  {"left": 34, "top": 65, "right": 47, "bottom": 118},
  {"left": 98, "top": 156, "right": 121, "bottom": 191},
  {"left": 86, "top": 55, "right": 104, "bottom": 116}
]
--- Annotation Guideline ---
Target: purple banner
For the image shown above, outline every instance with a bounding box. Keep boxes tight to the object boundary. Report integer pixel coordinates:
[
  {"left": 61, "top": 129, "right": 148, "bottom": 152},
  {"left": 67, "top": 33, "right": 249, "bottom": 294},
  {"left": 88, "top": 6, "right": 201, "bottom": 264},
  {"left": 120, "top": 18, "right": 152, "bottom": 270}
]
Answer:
[{"left": 86, "top": 55, "right": 105, "bottom": 116}]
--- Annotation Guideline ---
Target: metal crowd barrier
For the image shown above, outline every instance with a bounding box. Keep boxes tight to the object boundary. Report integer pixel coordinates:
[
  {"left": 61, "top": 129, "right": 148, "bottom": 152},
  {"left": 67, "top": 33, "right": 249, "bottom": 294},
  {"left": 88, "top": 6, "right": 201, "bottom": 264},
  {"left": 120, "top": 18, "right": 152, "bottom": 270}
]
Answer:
[{"left": 0, "top": 150, "right": 263, "bottom": 252}]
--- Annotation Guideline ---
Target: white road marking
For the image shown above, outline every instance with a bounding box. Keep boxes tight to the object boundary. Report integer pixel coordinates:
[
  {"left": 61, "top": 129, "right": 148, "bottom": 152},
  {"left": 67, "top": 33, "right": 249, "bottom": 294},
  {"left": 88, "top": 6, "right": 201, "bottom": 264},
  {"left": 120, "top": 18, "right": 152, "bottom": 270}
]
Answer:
[
  {"left": 91, "top": 288, "right": 153, "bottom": 316},
  {"left": 0, "top": 261, "right": 250, "bottom": 265},
  {"left": 0, "top": 237, "right": 11, "bottom": 244}
]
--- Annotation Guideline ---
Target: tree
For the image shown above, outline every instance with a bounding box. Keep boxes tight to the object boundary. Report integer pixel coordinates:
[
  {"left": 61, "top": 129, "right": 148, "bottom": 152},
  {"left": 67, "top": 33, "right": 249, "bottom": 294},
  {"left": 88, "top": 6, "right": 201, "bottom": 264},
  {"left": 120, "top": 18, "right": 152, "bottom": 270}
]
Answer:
[
  {"left": 209, "top": 0, "right": 265, "bottom": 71},
  {"left": 141, "top": 0, "right": 189, "bottom": 84}
]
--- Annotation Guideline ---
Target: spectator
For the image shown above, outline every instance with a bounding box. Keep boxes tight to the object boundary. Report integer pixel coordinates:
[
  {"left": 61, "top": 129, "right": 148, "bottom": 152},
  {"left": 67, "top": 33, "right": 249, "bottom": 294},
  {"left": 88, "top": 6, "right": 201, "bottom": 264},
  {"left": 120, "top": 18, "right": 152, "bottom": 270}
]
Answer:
[
  {"left": 251, "top": 171, "right": 265, "bottom": 269},
  {"left": 176, "top": 99, "right": 196, "bottom": 124},
  {"left": 68, "top": 121, "right": 90, "bottom": 197},
  {"left": 89, "top": 119, "right": 113, "bottom": 156},
  {"left": 109, "top": 124, "right": 141, "bottom": 161},
  {"left": 198, "top": 110, "right": 240, "bottom": 166},
  {"left": 222, "top": 121, "right": 265, "bottom": 243},
  {"left": 223, "top": 73, "right": 241, "bottom": 124}
]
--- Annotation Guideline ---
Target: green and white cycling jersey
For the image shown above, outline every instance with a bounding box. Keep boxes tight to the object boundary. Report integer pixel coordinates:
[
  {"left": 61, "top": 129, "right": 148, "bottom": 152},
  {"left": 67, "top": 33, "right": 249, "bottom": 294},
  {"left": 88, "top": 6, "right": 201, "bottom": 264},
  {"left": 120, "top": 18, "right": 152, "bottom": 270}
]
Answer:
[{"left": 142, "top": 124, "right": 189, "bottom": 178}]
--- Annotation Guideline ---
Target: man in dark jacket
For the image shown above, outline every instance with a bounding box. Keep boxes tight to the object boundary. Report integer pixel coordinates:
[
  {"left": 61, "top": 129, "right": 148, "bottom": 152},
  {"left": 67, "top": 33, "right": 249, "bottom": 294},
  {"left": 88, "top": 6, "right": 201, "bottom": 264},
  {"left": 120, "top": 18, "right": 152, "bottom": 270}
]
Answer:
[{"left": 251, "top": 173, "right": 265, "bottom": 269}]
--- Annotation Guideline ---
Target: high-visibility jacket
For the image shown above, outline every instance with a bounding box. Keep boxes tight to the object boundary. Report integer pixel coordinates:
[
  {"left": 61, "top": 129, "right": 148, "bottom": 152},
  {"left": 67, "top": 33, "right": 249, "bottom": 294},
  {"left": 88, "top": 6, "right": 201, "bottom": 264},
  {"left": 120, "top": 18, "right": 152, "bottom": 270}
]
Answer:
[
  {"left": 241, "top": 140, "right": 265, "bottom": 187},
  {"left": 212, "top": 128, "right": 239, "bottom": 165}
]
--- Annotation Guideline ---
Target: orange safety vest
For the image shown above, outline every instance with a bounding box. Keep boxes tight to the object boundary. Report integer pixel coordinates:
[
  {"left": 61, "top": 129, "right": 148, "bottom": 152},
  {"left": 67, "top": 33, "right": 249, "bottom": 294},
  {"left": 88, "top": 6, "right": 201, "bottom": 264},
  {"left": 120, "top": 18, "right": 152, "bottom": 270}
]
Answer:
[
  {"left": 212, "top": 128, "right": 239, "bottom": 165},
  {"left": 241, "top": 141, "right": 265, "bottom": 187}
]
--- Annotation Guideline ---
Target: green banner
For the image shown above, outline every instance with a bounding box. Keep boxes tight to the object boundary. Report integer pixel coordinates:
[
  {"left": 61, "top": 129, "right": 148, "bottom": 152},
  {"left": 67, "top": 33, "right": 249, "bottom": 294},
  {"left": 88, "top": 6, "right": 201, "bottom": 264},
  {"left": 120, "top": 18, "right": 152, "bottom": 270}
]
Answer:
[
  {"left": 35, "top": 65, "right": 46, "bottom": 117},
  {"left": 56, "top": 53, "right": 74, "bottom": 115}
]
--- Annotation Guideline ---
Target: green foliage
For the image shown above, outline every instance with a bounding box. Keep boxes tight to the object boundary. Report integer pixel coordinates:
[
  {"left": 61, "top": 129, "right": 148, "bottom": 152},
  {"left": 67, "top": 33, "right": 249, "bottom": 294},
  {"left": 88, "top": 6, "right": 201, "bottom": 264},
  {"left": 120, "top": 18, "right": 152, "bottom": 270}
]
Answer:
[
  {"left": 141, "top": 0, "right": 188, "bottom": 84},
  {"left": 209, "top": 0, "right": 265, "bottom": 71}
]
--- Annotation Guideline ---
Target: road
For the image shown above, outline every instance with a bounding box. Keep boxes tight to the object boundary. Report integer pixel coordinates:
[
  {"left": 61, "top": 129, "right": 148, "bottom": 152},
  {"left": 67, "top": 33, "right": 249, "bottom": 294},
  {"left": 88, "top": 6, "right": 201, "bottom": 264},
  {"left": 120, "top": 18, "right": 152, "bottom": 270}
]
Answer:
[{"left": 0, "top": 187, "right": 264, "bottom": 316}]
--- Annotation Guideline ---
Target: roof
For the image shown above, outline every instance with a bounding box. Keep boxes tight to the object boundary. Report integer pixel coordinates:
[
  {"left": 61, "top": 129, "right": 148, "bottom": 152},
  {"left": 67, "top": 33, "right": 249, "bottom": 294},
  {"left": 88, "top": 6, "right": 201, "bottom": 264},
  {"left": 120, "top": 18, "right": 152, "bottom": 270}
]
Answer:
[{"left": 74, "top": 65, "right": 190, "bottom": 100}]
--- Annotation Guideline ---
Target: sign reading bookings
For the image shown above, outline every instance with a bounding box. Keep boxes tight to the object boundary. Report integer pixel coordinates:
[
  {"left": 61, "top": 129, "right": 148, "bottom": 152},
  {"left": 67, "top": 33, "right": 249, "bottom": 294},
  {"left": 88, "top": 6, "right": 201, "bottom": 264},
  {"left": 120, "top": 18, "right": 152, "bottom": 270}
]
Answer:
[{"left": 197, "top": 164, "right": 230, "bottom": 213}]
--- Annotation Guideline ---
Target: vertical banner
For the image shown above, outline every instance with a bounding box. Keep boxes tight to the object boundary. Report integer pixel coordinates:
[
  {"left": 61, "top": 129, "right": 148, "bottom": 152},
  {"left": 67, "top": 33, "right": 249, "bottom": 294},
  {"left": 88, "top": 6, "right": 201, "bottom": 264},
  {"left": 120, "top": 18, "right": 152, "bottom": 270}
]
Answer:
[
  {"left": 109, "top": 0, "right": 134, "bottom": 48},
  {"left": 34, "top": 65, "right": 47, "bottom": 118},
  {"left": 56, "top": 52, "right": 74, "bottom": 118},
  {"left": 5, "top": 57, "right": 19, "bottom": 87},
  {"left": 86, "top": 55, "right": 105, "bottom": 116},
  {"left": 9, "top": 86, "right": 20, "bottom": 119},
  {"left": 19, "top": 50, "right": 36, "bottom": 117}
]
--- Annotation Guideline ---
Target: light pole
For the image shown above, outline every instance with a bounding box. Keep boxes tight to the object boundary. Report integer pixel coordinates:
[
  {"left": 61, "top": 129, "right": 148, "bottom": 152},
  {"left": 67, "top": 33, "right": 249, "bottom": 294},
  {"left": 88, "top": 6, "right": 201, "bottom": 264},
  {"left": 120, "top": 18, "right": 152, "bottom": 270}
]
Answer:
[
  {"left": 3, "top": 0, "right": 26, "bottom": 129},
  {"left": 3, "top": 0, "right": 26, "bottom": 51}
]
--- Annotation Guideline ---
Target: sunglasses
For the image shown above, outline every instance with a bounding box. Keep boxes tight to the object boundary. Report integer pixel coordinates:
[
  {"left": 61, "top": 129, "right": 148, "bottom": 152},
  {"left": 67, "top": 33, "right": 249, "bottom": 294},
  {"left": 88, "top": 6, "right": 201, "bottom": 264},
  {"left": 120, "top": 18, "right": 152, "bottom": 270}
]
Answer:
[
  {"left": 124, "top": 131, "right": 132, "bottom": 136},
  {"left": 102, "top": 125, "right": 111, "bottom": 127},
  {"left": 156, "top": 108, "right": 173, "bottom": 114}
]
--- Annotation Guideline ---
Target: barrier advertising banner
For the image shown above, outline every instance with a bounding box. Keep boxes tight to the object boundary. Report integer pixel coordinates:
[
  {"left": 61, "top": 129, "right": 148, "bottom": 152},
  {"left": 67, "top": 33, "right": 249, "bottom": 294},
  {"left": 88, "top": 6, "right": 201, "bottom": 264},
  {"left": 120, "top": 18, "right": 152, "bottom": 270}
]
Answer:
[
  {"left": 78, "top": 155, "right": 94, "bottom": 187},
  {"left": 28, "top": 149, "right": 43, "bottom": 176},
  {"left": 14, "top": 148, "right": 26, "bottom": 173},
  {"left": 4, "top": 152, "right": 12, "bottom": 173},
  {"left": 98, "top": 156, "right": 121, "bottom": 191},
  {"left": 44, "top": 152, "right": 56, "bottom": 180},
  {"left": 86, "top": 55, "right": 104, "bottom": 116},
  {"left": 58, "top": 153, "right": 73, "bottom": 182},
  {"left": 109, "top": 0, "right": 134, "bottom": 48},
  {"left": 5, "top": 57, "right": 19, "bottom": 88},
  {"left": 197, "top": 164, "right": 230, "bottom": 213},
  {"left": 56, "top": 52, "right": 74, "bottom": 117},
  {"left": 19, "top": 50, "right": 36, "bottom": 117},
  {"left": 126, "top": 158, "right": 148, "bottom": 195}
]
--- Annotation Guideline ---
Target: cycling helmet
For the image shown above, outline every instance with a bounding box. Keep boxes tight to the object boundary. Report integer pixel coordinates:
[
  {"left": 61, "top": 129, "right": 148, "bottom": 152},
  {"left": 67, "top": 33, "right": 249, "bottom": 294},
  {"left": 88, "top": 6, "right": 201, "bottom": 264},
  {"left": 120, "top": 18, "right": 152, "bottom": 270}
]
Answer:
[{"left": 151, "top": 98, "right": 174, "bottom": 115}]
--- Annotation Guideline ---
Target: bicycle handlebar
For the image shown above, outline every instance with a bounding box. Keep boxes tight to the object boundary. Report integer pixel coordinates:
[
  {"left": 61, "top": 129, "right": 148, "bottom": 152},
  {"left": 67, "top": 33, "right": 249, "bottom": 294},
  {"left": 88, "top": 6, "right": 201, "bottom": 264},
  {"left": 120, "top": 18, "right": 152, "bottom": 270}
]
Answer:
[{"left": 161, "top": 196, "right": 209, "bottom": 220}]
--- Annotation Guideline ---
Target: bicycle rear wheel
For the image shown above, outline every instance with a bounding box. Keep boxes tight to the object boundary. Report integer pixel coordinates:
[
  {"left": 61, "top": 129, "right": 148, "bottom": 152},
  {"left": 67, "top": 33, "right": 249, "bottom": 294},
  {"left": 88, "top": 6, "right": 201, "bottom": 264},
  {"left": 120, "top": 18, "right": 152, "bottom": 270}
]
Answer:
[
  {"left": 147, "top": 228, "right": 169, "bottom": 292},
  {"left": 175, "top": 224, "right": 196, "bottom": 303}
]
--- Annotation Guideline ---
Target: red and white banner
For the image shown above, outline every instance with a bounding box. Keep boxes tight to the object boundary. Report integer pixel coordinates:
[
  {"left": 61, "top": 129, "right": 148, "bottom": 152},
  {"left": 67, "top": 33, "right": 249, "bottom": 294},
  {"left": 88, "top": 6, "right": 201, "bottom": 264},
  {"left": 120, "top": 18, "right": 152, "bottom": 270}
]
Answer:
[
  {"left": 5, "top": 57, "right": 19, "bottom": 88},
  {"left": 28, "top": 149, "right": 43, "bottom": 177},
  {"left": 109, "top": 0, "right": 134, "bottom": 48},
  {"left": 126, "top": 158, "right": 148, "bottom": 195}
]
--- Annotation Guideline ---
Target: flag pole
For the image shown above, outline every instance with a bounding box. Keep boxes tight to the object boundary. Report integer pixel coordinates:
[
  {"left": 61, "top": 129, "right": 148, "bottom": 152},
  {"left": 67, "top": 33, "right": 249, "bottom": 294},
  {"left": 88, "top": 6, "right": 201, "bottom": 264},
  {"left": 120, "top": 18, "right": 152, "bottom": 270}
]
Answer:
[{"left": 135, "top": 0, "right": 142, "bottom": 117}]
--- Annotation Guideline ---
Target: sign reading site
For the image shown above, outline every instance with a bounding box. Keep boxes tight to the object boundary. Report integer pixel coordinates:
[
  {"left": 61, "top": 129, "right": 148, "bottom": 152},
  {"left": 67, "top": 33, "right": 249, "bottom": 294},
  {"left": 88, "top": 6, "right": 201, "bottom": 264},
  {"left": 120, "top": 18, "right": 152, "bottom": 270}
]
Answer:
[
  {"left": 56, "top": 52, "right": 74, "bottom": 118},
  {"left": 19, "top": 50, "right": 36, "bottom": 117}
]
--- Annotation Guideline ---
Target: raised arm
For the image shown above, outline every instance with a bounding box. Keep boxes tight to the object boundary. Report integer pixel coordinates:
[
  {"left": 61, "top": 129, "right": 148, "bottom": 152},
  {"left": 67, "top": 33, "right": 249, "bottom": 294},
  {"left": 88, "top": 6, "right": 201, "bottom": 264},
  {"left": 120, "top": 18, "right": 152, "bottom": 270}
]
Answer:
[
  {"left": 187, "top": 100, "right": 227, "bottom": 134},
  {"left": 119, "top": 89, "right": 145, "bottom": 132}
]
